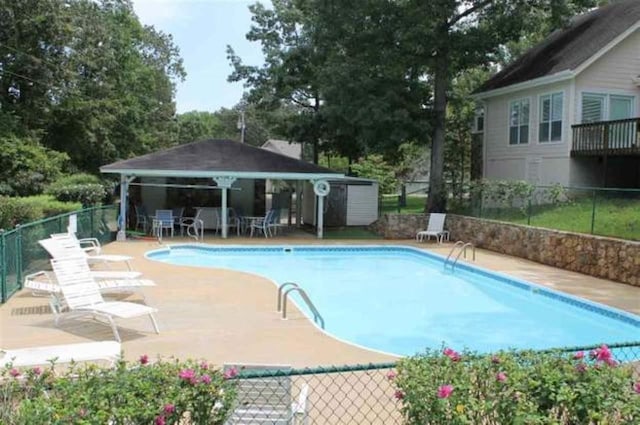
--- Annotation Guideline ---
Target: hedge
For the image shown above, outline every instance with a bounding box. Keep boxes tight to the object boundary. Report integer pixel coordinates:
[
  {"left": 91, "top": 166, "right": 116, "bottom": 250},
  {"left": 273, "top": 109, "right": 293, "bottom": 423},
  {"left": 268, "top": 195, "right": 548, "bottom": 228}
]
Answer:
[{"left": 0, "top": 196, "right": 82, "bottom": 230}]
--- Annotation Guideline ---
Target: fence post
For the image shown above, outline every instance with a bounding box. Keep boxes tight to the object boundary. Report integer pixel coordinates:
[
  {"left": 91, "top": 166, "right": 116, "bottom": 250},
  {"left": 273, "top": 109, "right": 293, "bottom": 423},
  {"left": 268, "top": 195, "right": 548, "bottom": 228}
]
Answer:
[
  {"left": 90, "top": 207, "right": 95, "bottom": 238},
  {"left": 58, "top": 215, "right": 64, "bottom": 233},
  {"left": 0, "top": 230, "right": 5, "bottom": 303},
  {"left": 590, "top": 190, "right": 597, "bottom": 234},
  {"left": 527, "top": 195, "right": 532, "bottom": 226},
  {"left": 15, "top": 224, "right": 22, "bottom": 289}
]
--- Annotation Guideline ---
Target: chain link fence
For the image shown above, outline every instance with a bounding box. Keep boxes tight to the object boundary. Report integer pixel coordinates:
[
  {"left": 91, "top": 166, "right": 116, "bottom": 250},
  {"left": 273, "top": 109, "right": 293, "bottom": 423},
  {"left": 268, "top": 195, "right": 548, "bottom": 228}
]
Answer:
[
  {"left": 0, "top": 205, "right": 117, "bottom": 303},
  {"left": 226, "top": 342, "right": 640, "bottom": 424}
]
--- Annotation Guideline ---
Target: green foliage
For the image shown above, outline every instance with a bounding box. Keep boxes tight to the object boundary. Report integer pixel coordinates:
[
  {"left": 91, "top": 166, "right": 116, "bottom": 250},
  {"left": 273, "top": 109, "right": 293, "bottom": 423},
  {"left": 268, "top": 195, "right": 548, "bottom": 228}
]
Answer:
[
  {"left": 1, "top": 357, "right": 237, "bottom": 425},
  {"left": 395, "top": 347, "right": 640, "bottom": 424},
  {"left": 351, "top": 155, "right": 396, "bottom": 194},
  {"left": 0, "top": 196, "right": 81, "bottom": 229},
  {"left": 0, "top": 136, "right": 68, "bottom": 196},
  {"left": 46, "top": 174, "right": 107, "bottom": 206}
]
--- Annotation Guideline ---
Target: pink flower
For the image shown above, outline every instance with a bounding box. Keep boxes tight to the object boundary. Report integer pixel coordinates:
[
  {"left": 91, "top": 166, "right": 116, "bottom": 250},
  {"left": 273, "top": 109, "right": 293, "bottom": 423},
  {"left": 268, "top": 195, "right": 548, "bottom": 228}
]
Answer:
[
  {"left": 573, "top": 351, "right": 584, "bottom": 360},
  {"left": 604, "top": 357, "right": 618, "bottom": 367},
  {"left": 589, "top": 349, "right": 598, "bottom": 359},
  {"left": 31, "top": 367, "right": 42, "bottom": 376},
  {"left": 223, "top": 367, "right": 238, "bottom": 380},
  {"left": 386, "top": 370, "right": 397, "bottom": 381},
  {"left": 200, "top": 361, "right": 209, "bottom": 370},
  {"left": 163, "top": 404, "right": 176, "bottom": 415},
  {"left": 437, "top": 384, "right": 454, "bottom": 399},
  {"left": 594, "top": 345, "right": 612, "bottom": 362},
  {"left": 576, "top": 363, "right": 588, "bottom": 373},
  {"left": 139, "top": 354, "right": 149, "bottom": 365},
  {"left": 179, "top": 368, "right": 196, "bottom": 384},
  {"left": 491, "top": 356, "right": 501, "bottom": 364},
  {"left": 201, "top": 374, "right": 212, "bottom": 384},
  {"left": 496, "top": 372, "right": 507, "bottom": 382},
  {"left": 9, "top": 368, "right": 20, "bottom": 378},
  {"left": 155, "top": 415, "right": 166, "bottom": 425},
  {"left": 394, "top": 389, "right": 405, "bottom": 400},
  {"left": 633, "top": 382, "right": 640, "bottom": 394},
  {"left": 443, "top": 348, "right": 461, "bottom": 362}
]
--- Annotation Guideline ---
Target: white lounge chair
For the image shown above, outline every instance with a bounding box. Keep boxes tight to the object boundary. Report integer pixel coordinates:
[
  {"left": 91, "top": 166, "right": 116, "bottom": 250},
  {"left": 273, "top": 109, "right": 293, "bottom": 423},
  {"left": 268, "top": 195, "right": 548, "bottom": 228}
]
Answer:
[
  {"left": 39, "top": 238, "right": 134, "bottom": 270},
  {"left": 50, "top": 257, "right": 160, "bottom": 343},
  {"left": 416, "top": 213, "right": 449, "bottom": 243},
  {"left": 223, "top": 363, "right": 309, "bottom": 425},
  {"left": 1, "top": 341, "right": 121, "bottom": 368},
  {"left": 51, "top": 231, "right": 102, "bottom": 255},
  {"left": 24, "top": 270, "right": 155, "bottom": 315}
]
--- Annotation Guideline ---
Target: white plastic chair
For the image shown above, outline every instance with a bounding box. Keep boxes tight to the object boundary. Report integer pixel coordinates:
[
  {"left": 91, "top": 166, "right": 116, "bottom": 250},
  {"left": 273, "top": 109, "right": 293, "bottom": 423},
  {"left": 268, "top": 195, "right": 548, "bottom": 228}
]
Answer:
[
  {"left": 39, "top": 237, "right": 134, "bottom": 270},
  {"left": 0, "top": 341, "right": 122, "bottom": 367},
  {"left": 223, "top": 363, "right": 309, "bottom": 425},
  {"left": 50, "top": 257, "right": 160, "bottom": 343},
  {"left": 415, "top": 213, "right": 448, "bottom": 243},
  {"left": 178, "top": 209, "right": 204, "bottom": 240},
  {"left": 250, "top": 210, "right": 278, "bottom": 238}
]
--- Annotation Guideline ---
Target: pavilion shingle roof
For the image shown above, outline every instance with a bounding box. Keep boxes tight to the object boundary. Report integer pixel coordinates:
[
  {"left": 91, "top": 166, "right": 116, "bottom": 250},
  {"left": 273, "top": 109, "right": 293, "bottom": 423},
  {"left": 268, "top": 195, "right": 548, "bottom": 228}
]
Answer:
[
  {"left": 476, "top": 0, "right": 640, "bottom": 94},
  {"left": 100, "top": 139, "right": 338, "bottom": 175}
]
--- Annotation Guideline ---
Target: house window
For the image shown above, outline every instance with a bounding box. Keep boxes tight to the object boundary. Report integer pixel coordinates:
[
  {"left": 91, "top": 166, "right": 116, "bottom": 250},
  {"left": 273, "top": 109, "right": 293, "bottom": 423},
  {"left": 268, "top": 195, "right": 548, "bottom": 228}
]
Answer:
[
  {"left": 581, "top": 93, "right": 635, "bottom": 122},
  {"left": 539, "top": 92, "right": 563, "bottom": 142},
  {"left": 473, "top": 107, "right": 484, "bottom": 133},
  {"left": 509, "top": 99, "right": 529, "bottom": 145}
]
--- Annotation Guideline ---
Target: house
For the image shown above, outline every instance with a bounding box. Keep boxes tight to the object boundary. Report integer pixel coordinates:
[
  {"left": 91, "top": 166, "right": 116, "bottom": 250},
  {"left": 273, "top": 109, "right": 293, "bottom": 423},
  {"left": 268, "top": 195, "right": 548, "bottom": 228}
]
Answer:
[
  {"left": 474, "top": 0, "right": 640, "bottom": 188},
  {"left": 261, "top": 139, "right": 303, "bottom": 160}
]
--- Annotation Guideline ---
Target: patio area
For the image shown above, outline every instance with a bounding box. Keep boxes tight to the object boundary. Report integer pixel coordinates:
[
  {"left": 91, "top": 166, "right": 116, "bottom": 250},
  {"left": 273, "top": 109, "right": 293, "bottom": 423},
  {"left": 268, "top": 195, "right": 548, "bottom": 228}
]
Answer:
[{"left": 2, "top": 237, "right": 639, "bottom": 368}]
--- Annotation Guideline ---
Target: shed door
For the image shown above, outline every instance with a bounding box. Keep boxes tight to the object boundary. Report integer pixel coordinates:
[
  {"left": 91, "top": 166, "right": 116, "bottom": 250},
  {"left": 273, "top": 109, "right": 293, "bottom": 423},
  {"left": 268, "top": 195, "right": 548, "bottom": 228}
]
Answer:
[{"left": 324, "top": 184, "right": 347, "bottom": 227}]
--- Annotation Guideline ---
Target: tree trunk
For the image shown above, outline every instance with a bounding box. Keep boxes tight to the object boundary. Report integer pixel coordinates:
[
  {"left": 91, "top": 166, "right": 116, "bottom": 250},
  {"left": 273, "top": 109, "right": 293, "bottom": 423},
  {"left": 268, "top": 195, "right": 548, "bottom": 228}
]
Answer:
[{"left": 426, "top": 52, "right": 449, "bottom": 213}]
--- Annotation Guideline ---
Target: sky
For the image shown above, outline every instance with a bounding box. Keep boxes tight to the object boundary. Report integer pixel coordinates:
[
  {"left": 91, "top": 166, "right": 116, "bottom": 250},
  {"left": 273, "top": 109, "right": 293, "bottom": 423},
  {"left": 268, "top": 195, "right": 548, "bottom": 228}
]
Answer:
[{"left": 132, "top": 0, "right": 266, "bottom": 113}]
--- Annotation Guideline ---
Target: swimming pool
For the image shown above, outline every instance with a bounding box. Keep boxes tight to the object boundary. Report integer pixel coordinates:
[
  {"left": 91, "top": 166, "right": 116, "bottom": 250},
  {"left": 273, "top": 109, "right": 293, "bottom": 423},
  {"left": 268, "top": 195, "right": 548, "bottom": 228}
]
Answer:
[{"left": 147, "top": 245, "right": 640, "bottom": 356}]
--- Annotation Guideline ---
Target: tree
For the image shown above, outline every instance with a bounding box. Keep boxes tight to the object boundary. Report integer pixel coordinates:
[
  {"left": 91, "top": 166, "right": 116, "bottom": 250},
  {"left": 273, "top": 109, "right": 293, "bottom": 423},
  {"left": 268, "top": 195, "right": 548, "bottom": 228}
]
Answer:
[
  {"left": 396, "top": 0, "right": 597, "bottom": 212},
  {"left": 227, "top": 0, "right": 325, "bottom": 162},
  {"left": 176, "top": 111, "right": 224, "bottom": 145}
]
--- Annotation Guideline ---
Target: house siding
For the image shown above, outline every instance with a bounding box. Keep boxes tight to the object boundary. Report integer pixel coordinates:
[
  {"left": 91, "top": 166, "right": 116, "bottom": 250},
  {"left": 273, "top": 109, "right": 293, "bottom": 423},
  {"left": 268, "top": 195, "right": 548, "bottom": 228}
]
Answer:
[
  {"left": 346, "top": 184, "right": 379, "bottom": 226},
  {"left": 483, "top": 81, "right": 573, "bottom": 186}
]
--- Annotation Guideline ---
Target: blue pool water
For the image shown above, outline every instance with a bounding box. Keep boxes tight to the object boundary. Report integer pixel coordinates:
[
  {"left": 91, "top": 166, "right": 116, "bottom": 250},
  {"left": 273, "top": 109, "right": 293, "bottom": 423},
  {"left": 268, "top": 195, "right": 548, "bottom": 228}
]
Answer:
[{"left": 147, "top": 245, "right": 640, "bottom": 356}]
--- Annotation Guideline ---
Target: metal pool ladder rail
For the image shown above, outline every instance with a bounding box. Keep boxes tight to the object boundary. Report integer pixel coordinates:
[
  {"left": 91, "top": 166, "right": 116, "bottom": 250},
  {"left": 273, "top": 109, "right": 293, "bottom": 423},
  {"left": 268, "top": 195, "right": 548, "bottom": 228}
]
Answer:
[
  {"left": 277, "top": 282, "right": 325, "bottom": 329},
  {"left": 444, "top": 241, "right": 476, "bottom": 270}
]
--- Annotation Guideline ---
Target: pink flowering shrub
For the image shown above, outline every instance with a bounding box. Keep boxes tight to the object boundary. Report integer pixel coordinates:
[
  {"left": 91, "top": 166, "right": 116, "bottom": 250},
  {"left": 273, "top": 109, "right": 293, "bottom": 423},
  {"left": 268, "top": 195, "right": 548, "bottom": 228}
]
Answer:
[
  {"left": 0, "top": 357, "right": 236, "bottom": 424},
  {"left": 395, "top": 346, "right": 640, "bottom": 424}
]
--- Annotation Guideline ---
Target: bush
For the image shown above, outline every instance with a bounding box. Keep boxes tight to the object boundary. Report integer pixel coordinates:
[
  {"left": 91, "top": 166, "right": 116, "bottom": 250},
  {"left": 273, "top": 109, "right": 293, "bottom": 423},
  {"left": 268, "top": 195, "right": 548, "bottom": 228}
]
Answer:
[
  {"left": 46, "top": 173, "right": 108, "bottom": 206},
  {"left": 394, "top": 346, "right": 640, "bottom": 424},
  {"left": 1, "top": 356, "right": 237, "bottom": 425},
  {"left": 0, "top": 136, "right": 68, "bottom": 196},
  {"left": 0, "top": 196, "right": 81, "bottom": 229}
]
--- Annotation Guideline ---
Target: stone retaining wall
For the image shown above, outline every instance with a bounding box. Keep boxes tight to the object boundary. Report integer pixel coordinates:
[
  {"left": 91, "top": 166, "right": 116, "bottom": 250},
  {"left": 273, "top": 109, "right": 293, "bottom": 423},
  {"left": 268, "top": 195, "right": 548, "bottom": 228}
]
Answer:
[{"left": 371, "top": 213, "right": 640, "bottom": 287}]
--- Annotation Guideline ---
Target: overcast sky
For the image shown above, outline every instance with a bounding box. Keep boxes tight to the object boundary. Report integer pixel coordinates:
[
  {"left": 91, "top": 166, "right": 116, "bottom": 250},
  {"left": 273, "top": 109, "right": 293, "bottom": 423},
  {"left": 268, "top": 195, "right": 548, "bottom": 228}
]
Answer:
[{"left": 132, "top": 0, "right": 266, "bottom": 113}]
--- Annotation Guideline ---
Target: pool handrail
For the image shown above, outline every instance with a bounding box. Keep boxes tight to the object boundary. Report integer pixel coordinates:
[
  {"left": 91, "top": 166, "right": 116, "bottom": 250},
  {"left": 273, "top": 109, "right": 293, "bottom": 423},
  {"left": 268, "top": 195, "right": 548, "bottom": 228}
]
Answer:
[
  {"left": 281, "top": 286, "right": 325, "bottom": 330},
  {"left": 277, "top": 282, "right": 299, "bottom": 312},
  {"left": 444, "top": 241, "right": 475, "bottom": 270}
]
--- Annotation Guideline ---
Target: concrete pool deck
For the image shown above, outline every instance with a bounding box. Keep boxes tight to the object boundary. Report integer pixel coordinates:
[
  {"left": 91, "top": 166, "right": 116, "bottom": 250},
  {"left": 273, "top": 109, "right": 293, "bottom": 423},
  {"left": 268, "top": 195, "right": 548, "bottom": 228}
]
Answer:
[{"left": 1, "top": 237, "right": 639, "bottom": 368}]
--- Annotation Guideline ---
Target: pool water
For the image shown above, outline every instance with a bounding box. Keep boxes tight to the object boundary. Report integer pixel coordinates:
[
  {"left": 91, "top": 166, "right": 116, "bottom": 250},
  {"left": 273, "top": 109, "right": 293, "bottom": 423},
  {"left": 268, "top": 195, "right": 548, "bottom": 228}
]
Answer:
[{"left": 148, "top": 245, "right": 640, "bottom": 356}]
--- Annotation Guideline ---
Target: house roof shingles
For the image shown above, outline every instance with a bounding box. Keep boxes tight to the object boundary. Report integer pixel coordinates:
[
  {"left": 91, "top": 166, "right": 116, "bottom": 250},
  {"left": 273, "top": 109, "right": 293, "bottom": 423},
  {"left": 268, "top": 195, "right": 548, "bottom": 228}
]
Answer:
[
  {"left": 261, "top": 139, "right": 303, "bottom": 160},
  {"left": 477, "top": 0, "right": 640, "bottom": 94},
  {"left": 100, "top": 139, "right": 339, "bottom": 176}
]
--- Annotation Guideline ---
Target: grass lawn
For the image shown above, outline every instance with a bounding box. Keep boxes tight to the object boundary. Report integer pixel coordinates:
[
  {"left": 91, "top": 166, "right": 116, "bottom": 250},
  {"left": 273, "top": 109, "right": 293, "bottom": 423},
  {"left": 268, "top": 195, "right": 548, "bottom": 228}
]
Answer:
[
  {"left": 380, "top": 195, "right": 426, "bottom": 214},
  {"left": 482, "top": 196, "right": 640, "bottom": 241}
]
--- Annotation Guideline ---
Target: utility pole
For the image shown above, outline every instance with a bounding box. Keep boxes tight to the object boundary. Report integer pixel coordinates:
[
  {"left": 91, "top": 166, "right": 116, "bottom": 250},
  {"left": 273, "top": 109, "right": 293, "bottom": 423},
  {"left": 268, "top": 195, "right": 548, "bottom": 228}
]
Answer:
[{"left": 237, "top": 109, "right": 246, "bottom": 143}]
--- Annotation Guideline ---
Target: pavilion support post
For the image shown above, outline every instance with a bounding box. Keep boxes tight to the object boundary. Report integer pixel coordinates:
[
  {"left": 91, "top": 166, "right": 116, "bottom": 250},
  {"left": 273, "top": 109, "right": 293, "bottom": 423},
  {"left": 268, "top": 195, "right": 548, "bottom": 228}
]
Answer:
[
  {"left": 213, "top": 177, "right": 237, "bottom": 239},
  {"left": 311, "top": 180, "right": 330, "bottom": 239},
  {"left": 117, "top": 175, "right": 134, "bottom": 241},
  {"left": 295, "top": 181, "right": 302, "bottom": 227}
]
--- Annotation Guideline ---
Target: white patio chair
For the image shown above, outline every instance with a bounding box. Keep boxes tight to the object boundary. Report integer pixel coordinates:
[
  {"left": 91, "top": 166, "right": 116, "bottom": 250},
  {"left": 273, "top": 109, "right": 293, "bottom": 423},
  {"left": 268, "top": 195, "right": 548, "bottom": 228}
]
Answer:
[
  {"left": 415, "top": 213, "right": 449, "bottom": 243},
  {"left": 39, "top": 238, "right": 134, "bottom": 271},
  {"left": 223, "top": 363, "right": 309, "bottom": 425},
  {"left": 50, "top": 257, "right": 160, "bottom": 343},
  {"left": 134, "top": 205, "right": 149, "bottom": 232},
  {"left": 51, "top": 231, "right": 102, "bottom": 255},
  {"left": 152, "top": 209, "right": 174, "bottom": 238},
  {"left": 178, "top": 209, "right": 204, "bottom": 240},
  {"left": 0, "top": 341, "right": 121, "bottom": 368}
]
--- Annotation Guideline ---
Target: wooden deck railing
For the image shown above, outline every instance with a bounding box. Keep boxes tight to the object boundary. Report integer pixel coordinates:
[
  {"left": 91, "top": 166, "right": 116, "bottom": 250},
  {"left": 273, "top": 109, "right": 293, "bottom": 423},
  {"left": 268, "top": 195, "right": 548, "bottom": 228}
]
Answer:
[{"left": 571, "top": 118, "right": 640, "bottom": 156}]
